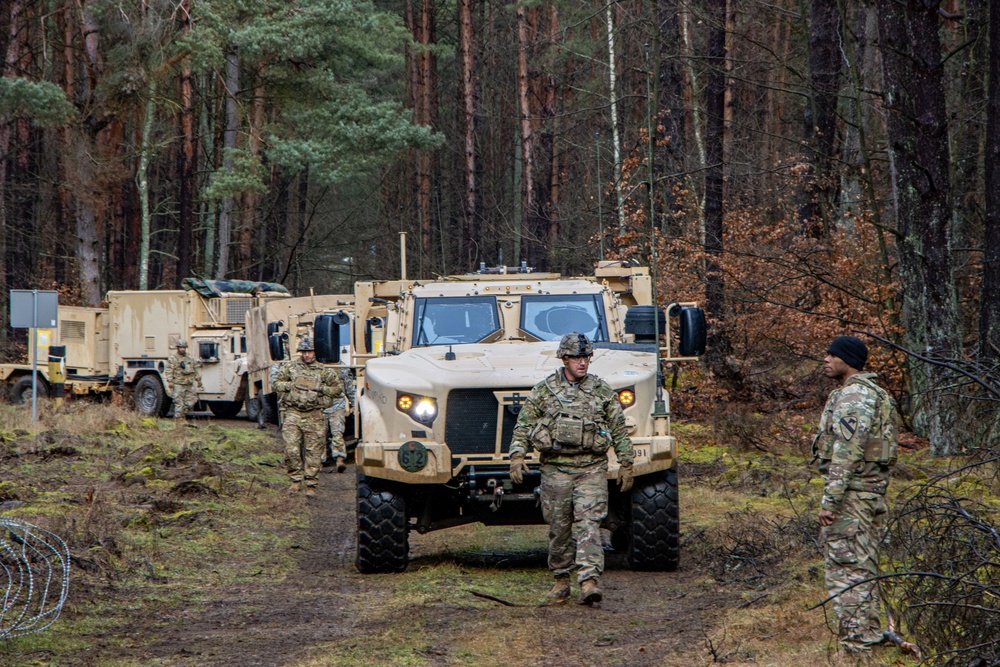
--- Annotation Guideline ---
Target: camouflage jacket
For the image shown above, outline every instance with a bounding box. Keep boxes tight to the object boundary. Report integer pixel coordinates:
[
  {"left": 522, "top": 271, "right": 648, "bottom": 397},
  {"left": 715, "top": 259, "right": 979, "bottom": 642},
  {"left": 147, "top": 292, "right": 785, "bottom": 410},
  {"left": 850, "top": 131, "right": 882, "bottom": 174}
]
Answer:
[
  {"left": 324, "top": 368, "right": 356, "bottom": 414},
  {"left": 273, "top": 359, "right": 343, "bottom": 412},
  {"left": 509, "top": 370, "right": 634, "bottom": 470},
  {"left": 814, "top": 372, "right": 898, "bottom": 511},
  {"left": 164, "top": 353, "right": 201, "bottom": 387}
]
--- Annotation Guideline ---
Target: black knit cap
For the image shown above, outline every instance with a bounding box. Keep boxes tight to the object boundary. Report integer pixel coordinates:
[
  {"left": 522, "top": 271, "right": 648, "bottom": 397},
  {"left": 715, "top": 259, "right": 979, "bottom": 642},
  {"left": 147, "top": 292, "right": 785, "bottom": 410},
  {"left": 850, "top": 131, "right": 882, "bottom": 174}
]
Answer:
[{"left": 827, "top": 335, "right": 868, "bottom": 371}]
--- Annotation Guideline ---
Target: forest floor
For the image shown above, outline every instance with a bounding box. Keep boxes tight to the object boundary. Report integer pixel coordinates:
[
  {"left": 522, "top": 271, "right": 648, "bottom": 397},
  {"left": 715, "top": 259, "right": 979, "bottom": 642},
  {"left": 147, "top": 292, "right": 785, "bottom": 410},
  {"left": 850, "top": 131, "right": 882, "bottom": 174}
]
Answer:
[{"left": 0, "top": 402, "right": 925, "bottom": 667}]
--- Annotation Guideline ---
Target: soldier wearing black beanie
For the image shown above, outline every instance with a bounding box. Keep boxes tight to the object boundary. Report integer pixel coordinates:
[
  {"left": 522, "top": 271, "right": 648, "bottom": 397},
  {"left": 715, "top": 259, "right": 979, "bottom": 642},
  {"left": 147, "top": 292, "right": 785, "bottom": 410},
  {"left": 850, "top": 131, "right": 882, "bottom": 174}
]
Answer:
[{"left": 826, "top": 335, "right": 868, "bottom": 371}]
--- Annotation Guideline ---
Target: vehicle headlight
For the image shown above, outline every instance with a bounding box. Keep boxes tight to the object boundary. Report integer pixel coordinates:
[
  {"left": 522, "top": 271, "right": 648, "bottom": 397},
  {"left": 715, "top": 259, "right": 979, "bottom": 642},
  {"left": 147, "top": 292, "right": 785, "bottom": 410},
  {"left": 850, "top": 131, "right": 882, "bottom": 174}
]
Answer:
[
  {"left": 617, "top": 386, "right": 636, "bottom": 408},
  {"left": 397, "top": 391, "right": 438, "bottom": 425}
]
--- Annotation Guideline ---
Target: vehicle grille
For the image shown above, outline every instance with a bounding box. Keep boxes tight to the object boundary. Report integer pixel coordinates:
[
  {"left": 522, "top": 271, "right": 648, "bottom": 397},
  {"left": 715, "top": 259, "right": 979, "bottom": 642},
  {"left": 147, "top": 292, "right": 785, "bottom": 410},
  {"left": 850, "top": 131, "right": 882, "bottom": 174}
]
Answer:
[{"left": 445, "top": 388, "right": 528, "bottom": 454}]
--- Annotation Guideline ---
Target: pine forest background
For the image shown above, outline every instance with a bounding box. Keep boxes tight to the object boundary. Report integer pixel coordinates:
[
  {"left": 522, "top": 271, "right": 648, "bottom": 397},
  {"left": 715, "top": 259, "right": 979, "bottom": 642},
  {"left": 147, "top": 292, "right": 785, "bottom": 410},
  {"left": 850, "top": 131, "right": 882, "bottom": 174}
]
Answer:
[{"left": 4, "top": 0, "right": 1000, "bottom": 457}]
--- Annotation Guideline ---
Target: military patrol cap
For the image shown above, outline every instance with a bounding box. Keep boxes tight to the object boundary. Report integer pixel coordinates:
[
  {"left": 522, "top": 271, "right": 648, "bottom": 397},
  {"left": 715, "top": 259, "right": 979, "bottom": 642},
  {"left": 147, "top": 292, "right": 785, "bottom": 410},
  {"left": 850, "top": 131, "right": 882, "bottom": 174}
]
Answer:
[
  {"left": 297, "top": 336, "right": 315, "bottom": 352},
  {"left": 176, "top": 339, "right": 188, "bottom": 348},
  {"left": 827, "top": 335, "right": 867, "bottom": 371},
  {"left": 556, "top": 332, "right": 593, "bottom": 358}
]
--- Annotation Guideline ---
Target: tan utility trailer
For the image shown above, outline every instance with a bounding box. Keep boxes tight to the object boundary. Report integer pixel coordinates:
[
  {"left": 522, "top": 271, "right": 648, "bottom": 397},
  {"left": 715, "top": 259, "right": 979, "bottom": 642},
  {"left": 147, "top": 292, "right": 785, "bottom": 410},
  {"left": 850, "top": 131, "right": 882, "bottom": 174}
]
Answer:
[
  {"left": 351, "top": 261, "right": 706, "bottom": 574},
  {"left": 1, "top": 306, "right": 113, "bottom": 404}
]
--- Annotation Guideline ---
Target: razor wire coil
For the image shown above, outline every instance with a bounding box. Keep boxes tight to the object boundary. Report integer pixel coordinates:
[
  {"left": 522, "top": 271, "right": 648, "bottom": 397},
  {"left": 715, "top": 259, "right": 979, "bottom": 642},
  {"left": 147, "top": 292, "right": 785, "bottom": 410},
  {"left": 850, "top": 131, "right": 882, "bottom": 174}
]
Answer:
[{"left": 0, "top": 517, "right": 71, "bottom": 639}]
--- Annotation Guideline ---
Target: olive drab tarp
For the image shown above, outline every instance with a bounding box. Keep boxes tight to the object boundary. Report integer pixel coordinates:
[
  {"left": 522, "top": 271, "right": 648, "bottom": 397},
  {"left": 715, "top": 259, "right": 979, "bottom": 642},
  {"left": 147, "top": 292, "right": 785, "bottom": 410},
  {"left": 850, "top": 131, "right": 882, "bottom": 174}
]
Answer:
[{"left": 180, "top": 277, "right": 290, "bottom": 298}]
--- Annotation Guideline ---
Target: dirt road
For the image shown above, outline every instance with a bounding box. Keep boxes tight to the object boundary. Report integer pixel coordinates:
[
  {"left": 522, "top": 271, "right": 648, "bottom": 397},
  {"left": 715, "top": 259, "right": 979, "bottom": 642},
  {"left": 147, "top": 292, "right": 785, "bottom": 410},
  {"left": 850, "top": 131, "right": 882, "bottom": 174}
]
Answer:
[{"left": 74, "top": 446, "right": 756, "bottom": 667}]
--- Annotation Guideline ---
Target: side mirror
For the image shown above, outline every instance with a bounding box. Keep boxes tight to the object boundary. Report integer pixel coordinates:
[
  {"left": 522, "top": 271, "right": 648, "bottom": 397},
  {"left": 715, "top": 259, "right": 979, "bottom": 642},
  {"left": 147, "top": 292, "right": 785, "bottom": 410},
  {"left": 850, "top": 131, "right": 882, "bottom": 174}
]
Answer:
[
  {"left": 268, "top": 333, "right": 285, "bottom": 361},
  {"left": 314, "top": 313, "right": 342, "bottom": 364},
  {"left": 678, "top": 307, "right": 706, "bottom": 357}
]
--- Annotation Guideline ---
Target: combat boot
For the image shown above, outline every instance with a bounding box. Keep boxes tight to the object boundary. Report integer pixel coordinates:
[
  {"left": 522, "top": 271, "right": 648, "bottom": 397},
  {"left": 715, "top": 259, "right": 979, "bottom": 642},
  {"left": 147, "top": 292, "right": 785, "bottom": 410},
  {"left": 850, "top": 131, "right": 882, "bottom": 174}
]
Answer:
[
  {"left": 287, "top": 481, "right": 301, "bottom": 494},
  {"left": 336, "top": 457, "right": 347, "bottom": 473},
  {"left": 545, "top": 576, "right": 571, "bottom": 605},
  {"left": 579, "top": 578, "right": 602, "bottom": 605},
  {"left": 304, "top": 486, "right": 317, "bottom": 498}
]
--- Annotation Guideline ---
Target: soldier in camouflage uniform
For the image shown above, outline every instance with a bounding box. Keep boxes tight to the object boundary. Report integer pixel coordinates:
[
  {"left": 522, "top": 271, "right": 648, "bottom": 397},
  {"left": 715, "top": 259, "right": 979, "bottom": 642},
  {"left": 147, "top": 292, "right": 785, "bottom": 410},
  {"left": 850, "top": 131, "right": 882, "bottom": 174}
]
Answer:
[
  {"left": 509, "top": 332, "right": 635, "bottom": 606},
  {"left": 273, "top": 336, "right": 344, "bottom": 497},
  {"left": 323, "top": 367, "right": 355, "bottom": 473},
  {"left": 814, "top": 335, "right": 898, "bottom": 655},
  {"left": 164, "top": 340, "right": 202, "bottom": 421}
]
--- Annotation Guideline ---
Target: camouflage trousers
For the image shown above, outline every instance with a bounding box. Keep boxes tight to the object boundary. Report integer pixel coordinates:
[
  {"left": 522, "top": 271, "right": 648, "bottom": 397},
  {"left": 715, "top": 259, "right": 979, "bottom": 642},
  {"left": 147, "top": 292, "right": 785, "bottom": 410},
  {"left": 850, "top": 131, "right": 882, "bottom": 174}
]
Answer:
[
  {"left": 326, "top": 410, "right": 347, "bottom": 460},
  {"left": 172, "top": 383, "right": 198, "bottom": 419},
  {"left": 540, "top": 462, "right": 608, "bottom": 583},
  {"left": 823, "top": 490, "right": 888, "bottom": 651},
  {"left": 282, "top": 409, "right": 327, "bottom": 488}
]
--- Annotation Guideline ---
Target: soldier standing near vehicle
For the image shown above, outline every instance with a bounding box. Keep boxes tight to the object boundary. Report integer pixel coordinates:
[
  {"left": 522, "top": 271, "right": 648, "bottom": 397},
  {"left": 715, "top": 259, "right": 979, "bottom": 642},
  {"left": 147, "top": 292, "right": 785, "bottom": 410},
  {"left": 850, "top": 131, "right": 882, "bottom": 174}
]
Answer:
[
  {"left": 165, "top": 340, "right": 202, "bottom": 421},
  {"left": 323, "top": 367, "right": 355, "bottom": 473},
  {"left": 273, "top": 337, "right": 344, "bottom": 497},
  {"left": 508, "top": 332, "right": 634, "bottom": 605},
  {"left": 814, "top": 335, "right": 898, "bottom": 655}
]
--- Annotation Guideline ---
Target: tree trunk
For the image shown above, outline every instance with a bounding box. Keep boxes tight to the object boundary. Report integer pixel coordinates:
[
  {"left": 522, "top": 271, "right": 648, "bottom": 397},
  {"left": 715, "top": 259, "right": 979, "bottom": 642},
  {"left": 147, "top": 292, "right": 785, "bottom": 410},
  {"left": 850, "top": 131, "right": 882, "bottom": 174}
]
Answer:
[
  {"left": 980, "top": 0, "right": 1000, "bottom": 365},
  {"left": 605, "top": 2, "right": 624, "bottom": 230},
  {"left": 137, "top": 80, "right": 155, "bottom": 289},
  {"left": 239, "top": 81, "right": 265, "bottom": 280},
  {"left": 0, "top": 0, "right": 26, "bottom": 339},
  {"left": 703, "top": 0, "right": 736, "bottom": 388},
  {"left": 176, "top": 0, "right": 194, "bottom": 284},
  {"left": 657, "top": 0, "right": 685, "bottom": 233},
  {"left": 515, "top": 4, "right": 535, "bottom": 268},
  {"left": 876, "top": 0, "right": 960, "bottom": 454},
  {"left": 458, "top": 0, "right": 477, "bottom": 270},
  {"left": 799, "top": 0, "right": 843, "bottom": 236},
  {"left": 216, "top": 43, "right": 239, "bottom": 280}
]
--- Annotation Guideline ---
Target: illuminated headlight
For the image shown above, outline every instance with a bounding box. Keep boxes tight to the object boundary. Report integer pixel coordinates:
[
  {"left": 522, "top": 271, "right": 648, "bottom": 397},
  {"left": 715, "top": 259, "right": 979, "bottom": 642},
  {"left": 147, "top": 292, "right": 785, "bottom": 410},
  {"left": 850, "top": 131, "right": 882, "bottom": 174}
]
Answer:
[
  {"left": 617, "top": 386, "right": 636, "bottom": 408},
  {"left": 396, "top": 392, "right": 438, "bottom": 425}
]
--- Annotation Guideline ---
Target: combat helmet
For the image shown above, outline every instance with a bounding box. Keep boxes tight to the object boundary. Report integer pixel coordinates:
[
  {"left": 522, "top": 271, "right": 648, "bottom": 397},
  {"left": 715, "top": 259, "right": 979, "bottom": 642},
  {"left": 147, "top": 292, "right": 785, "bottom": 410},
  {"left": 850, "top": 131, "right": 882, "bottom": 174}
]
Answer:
[
  {"left": 176, "top": 339, "right": 188, "bottom": 348},
  {"left": 297, "top": 336, "right": 315, "bottom": 352},
  {"left": 556, "top": 332, "right": 593, "bottom": 358}
]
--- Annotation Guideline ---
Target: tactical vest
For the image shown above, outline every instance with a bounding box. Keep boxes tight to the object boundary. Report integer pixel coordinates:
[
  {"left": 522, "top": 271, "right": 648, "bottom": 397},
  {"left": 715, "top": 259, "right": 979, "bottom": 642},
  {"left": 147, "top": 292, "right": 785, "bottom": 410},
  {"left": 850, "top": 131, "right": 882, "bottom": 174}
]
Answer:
[
  {"left": 283, "top": 363, "right": 332, "bottom": 411},
  {"left": 813, "top": 375, "right": 898, "bottom": 466},
  {"left": 530, "top": 373, "right": 611, "bottom": 455}
]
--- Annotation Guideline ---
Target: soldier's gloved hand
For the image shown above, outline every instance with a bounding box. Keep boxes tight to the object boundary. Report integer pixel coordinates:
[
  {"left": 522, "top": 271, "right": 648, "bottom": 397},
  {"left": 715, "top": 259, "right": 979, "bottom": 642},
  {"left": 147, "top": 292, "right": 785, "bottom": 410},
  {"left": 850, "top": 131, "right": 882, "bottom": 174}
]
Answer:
[
  {"left": 618, "top": 463, "right": 634, "bottom": 493},
  {"left": 509, "top": 453, "right": 527, "bottom": 485}
]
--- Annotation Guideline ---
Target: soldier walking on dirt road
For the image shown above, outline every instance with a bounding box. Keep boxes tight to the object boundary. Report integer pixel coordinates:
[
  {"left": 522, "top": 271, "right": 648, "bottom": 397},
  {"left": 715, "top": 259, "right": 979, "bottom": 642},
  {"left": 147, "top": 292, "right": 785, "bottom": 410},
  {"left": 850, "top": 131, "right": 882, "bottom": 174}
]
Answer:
[
  {"left": 273, "top": 336, "right": 344, "bottom": 497},
  {"left": 165, "top": 339, "right": 202, "bottom": 421},
  {"left": 323, "top": 367, "right": 355, "bottom": 473},
  {"left": 814, "top": 335, "right": 898, "bottom": 656},
  {"left": 508, "top": 332, "right": 635, "bottom": 605}
]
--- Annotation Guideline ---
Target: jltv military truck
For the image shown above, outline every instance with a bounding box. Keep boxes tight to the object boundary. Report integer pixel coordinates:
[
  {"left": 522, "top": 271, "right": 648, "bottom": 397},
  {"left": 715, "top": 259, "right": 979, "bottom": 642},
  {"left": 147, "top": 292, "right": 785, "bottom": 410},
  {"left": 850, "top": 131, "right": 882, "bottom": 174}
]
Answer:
[
  {"left": 244, "top": 294, "right": 356, "bottom": 426},
  {"left": 351, "top": 261, "right": 705, "bottom": 573}
]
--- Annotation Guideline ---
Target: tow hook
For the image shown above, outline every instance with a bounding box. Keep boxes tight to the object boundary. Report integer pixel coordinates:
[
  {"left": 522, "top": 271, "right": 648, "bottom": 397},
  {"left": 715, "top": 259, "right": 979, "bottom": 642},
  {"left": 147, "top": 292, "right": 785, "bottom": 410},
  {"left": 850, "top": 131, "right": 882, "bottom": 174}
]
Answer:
[{"left": 487, "top": 478, "right": 503, "bottom": 511}]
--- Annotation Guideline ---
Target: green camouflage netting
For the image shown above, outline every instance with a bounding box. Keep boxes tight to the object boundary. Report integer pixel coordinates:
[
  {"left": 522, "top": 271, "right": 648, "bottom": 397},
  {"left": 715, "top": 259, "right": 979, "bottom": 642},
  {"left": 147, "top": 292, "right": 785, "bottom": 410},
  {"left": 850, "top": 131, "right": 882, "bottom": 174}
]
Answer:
[{"left": 180, "top": 277, "right": 290, "bottom": 298}]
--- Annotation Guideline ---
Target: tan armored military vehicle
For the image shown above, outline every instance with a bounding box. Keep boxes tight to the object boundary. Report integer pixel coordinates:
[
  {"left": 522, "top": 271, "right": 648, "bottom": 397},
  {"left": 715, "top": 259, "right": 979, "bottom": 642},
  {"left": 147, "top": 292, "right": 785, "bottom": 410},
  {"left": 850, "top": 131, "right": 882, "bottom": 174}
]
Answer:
[
  {"left": 352, "top": 261, "right": 705, "bottom": 573},
  {"left": 245, "top": 294, "right": 356, "bottom": 426},
  {"left": 2, "top": 280, "right": 289, "bottom": 418}
]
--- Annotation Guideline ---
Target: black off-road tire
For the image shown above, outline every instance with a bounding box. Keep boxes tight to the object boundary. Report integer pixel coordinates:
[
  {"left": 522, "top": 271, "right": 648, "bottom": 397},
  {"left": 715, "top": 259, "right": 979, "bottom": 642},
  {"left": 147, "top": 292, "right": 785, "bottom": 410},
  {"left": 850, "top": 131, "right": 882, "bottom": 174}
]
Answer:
[
  {"left": 208, "top": 400, "right": 243, "bottom": 418},
  {"left": 10, "top": 375, "right": 48, "bottom": 404},
  {"left": 260, "top": 393, "right": 279, "bottom": 425},
  {"left": 244, "top": 394, "right": 261, "bottom": 422},
  {"left": 134, "top": 375, "right": 170, "bottom": 417},
  {"left": 626, "top": 466, "right": 680, "bottom": 571},
  {"left": 356, "top": 479, "right": 409, "bottom": 573}
]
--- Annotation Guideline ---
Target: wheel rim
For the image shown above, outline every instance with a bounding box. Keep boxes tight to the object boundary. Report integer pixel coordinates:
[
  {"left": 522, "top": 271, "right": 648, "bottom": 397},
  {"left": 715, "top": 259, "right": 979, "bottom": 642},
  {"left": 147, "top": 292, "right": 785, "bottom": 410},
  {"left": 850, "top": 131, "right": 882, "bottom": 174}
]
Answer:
[{"left": 138, "top": 386, "right": 157, "bottom": 413}]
